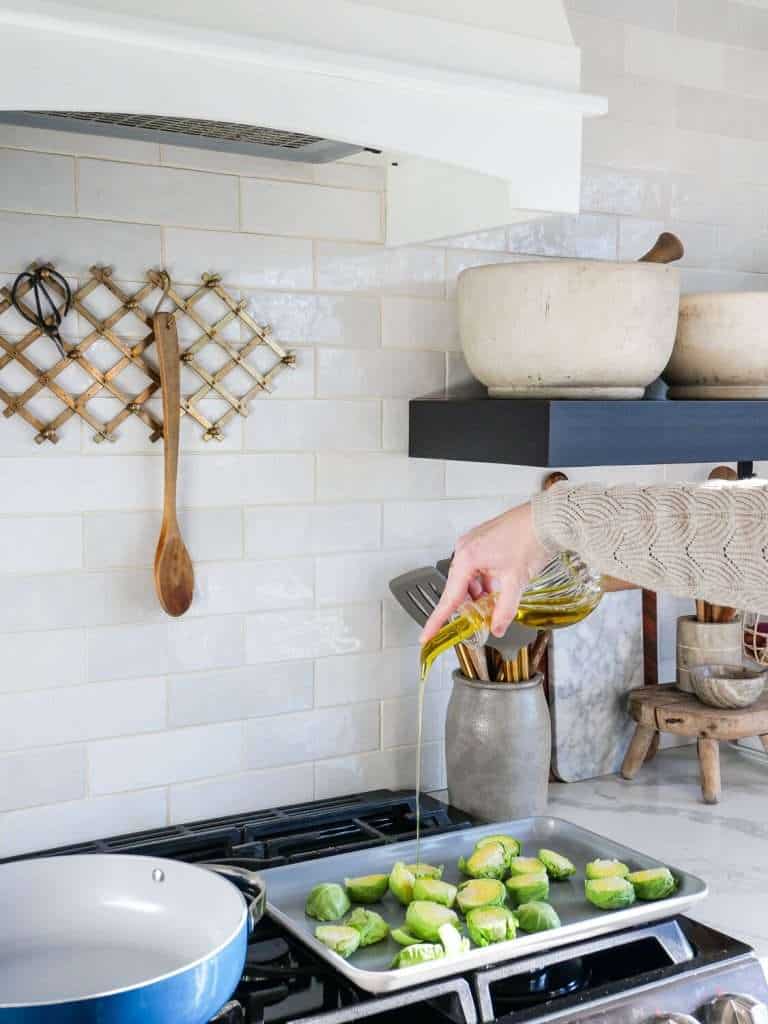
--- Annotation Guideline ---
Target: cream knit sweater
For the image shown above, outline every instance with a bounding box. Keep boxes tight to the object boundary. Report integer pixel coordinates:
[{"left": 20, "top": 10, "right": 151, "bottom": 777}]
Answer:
[{"left": 531, "top": 479, "right": 768, "bottom": 613}]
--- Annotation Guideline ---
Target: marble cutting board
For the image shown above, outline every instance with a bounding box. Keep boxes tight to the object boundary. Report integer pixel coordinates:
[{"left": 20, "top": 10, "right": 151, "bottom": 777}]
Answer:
[{"left": 549, "top": 589, "right": 643, "bottom": 783}]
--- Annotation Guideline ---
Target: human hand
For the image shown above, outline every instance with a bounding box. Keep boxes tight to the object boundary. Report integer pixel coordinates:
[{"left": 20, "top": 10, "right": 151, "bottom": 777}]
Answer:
[{"left": 420, "top": 502, "right": 554, "bottom": 644}]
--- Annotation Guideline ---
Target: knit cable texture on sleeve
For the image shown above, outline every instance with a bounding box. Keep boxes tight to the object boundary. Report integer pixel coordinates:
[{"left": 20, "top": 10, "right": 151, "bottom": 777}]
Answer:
[{"left": 530, "top": 480, "right": 768, "bottom": 613}]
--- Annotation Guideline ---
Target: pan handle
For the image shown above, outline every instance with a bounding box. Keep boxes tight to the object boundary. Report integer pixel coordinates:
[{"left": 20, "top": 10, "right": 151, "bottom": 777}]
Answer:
[{"left": 201, "top": 862, "right": 267, "bottom": 933}]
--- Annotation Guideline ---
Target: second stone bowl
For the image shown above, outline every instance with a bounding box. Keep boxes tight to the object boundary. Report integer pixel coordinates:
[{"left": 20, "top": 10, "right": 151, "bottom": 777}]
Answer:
[{"left": 690, "top": 663, "right": 767, "bottom": 709}]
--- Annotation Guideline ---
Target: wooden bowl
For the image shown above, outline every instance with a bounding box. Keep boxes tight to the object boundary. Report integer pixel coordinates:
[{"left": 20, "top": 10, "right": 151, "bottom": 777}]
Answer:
[{"left": 690, "top": 663, "right": 767, "bottom": 709}]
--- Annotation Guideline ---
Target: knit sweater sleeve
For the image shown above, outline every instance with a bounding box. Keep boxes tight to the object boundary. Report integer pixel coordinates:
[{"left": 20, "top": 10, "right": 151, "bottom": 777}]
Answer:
[{"left": 530, "top": 480, "right": 768, "bottom": 613}]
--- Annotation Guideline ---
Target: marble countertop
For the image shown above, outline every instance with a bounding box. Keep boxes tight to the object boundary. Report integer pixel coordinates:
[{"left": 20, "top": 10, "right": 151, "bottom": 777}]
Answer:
[{"left": 434, "top": 743, "right": 768, "bottom": 956}]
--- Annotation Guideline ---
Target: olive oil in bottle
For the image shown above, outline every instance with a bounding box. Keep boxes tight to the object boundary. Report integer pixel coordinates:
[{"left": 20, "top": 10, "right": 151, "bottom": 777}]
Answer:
[{"left": 419, "top": 551, "right": 603, "bottom": 681}]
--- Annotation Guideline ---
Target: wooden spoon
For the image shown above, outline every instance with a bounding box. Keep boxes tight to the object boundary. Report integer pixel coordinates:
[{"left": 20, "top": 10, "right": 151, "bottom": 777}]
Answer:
[
  {"left": 639, "top": 231, "right": 684, "bottom": 264},
  {"left": 153, "top": 312, "right": 194, "bottom": 616}
]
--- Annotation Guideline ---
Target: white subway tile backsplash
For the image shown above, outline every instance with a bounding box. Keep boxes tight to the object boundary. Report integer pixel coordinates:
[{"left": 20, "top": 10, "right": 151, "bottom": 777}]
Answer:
[
  {"left": 381, "top": 689, "right": 450, "bottom": 748},
  {"left": 0, "top": 629, "right": 85, "bottom": 693},
  {"left": 89, "top": 723, "right": 242, "bottom": 794},
  {"left": 382, "top": 497, "right": 508, "bottom": 549},
  {"left": 679, "top": 267, "right": 768, "bottom": 293},
  {"left": 316, "top": 242, "right": 444, "bottom": 296},
  {"left": 245, "top": 400, "right": 381, "bottom": 451},
  {"left": 0, "top": 746, "right": 86, "bottom": 812},
  {"left": 0, "top": 149, "right": 75, "bottom": 215},
  {"left": 169, "top": 764, "right": 315, "bottom": 823},
  {"left": 316, "top": 348, "right": 444, "bottom": 399},
  {"left": 445, "top": 461, "right": 542, "bottom": 498},
  {"left": 316, "top": 548, "right": 442, "bottom": 606},
  {"left": 315, "top": 741, "right": 443, "bottom": 800},
  {"left": 0, "top": 677, "right": 165, "bottom": 751},
  {"left": 245, "top": 704, "right": 379, "bottom": 770},
  {"left": 84, "top": 508, "right": 243, "bottom": 569},
  {"left": 382, "top": 400, "right": 409, "bottom": 452},
  {"left": 179, "top": 454, "right": 314, "bottom": 506},
  {"left": 617, "top": 218, "right": 717, "bottom": 266},
  {"left": 677, "top": 0, "right": 768, "bottom": 52},
  {"left": 381, "top": 298, "right": 458, "bottom": 351},
  {"left": 317, "top": 453, "right": 444, "bottom": 501},
  {"left": 714, "top": 224, "right": 768, "bottom": 272},
  {"left": 165, "top": 229, "right": 313, "bottom": 289},
  {"left": 168, "top": 661, "right": 314, "bottom": 727},
  {"left": 567, "top": 11, "right": 625, "bottom": 74},
  {"left": 0, "top": 212, "right": 162, "bottom": 279},
  {"left": 676, "top": 86, "right": 768, "bottom": 143},
  {"left": 315, "top": 647, "right": 421, "bottom": 706},
  {"left": 245, "top": 504, "right": 381, "bottom": 558},
  {"left": 78, "top": 159, "right": 238, "bottom": 229},
  {"left": 0, "top": 789, "right": 167, "bottom": 859},
  {"left": 580, "top": 68, "right": 676, "bottom": 129},
  {"left": 244, "top": 291, "right": 380, "bottom": 347},
  {"left": 564, "top": 0, "right": 674, "bottom": 31},
  {"left": 506, "top": 213, "right": 618, "bottom": 259},
  {"left": 241, "top": 179, "right": 382, "bottom": 242},
  {"left": 580, "top": 165, "right": 668, "bottom": 219},
  {"left": 670, "top": 175, "right": 768, "bottom": 227},
  {"left": 624, "top": 27, "right": 725, "bottom": 90},
  {"left": 194, "top": 559, "right": 313, "bottom": 615},
  {"left": 0, "top": 516, "right": 82, "bottom": 573},
  {"left": 87, "top": 623, "right": 169, "bottom": 681},
  {"left": 168, "top": 616, "right": 245, "bottom": 673},
  {"left": 245, "top": 605, "right": 380, "bottom": 663}
]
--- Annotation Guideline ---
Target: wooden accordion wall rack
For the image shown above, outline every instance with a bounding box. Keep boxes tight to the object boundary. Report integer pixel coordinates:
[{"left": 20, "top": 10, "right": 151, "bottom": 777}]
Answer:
[{"left": 0, "top": 263, "right": 296, "bottom": 445}]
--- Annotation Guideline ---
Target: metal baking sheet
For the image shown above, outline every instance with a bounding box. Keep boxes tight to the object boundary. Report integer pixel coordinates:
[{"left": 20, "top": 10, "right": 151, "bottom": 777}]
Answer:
[{"left": 259, "top": 816, "right": 707, "bottom": 995}]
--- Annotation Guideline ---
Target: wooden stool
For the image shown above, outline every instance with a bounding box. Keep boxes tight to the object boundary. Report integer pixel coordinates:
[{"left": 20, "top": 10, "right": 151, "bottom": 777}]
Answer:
[{"left": 622, "top": 684, "right": 768, "bottom": 804}]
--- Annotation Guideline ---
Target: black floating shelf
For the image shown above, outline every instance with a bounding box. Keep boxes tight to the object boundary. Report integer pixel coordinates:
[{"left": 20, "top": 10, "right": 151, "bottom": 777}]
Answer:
[{"left": 409, "top": 390, "right": 768, "bottom": 468}]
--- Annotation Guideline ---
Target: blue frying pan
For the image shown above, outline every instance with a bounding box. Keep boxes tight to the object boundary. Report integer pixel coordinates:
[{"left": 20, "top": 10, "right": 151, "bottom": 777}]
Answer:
[{"left": 0, "top": 854, "right": 265, "bottom": 1023}]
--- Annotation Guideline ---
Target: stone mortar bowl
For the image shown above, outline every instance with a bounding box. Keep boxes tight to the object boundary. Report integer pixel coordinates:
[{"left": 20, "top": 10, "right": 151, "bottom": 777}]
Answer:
[
  {"left": 690, "top": 663, "right": 767, "bottom": 709},
  {"left": 457, "top": 259, "right": 680, "bottom": 398},
  {"left": 664, "top": 292, "right": 768, "bottom": 398}
]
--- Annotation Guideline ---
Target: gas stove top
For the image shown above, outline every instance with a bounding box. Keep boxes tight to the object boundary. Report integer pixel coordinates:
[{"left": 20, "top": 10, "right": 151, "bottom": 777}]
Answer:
[{"left": 5, "top": 790, "right": 767, "bottom": 1023}]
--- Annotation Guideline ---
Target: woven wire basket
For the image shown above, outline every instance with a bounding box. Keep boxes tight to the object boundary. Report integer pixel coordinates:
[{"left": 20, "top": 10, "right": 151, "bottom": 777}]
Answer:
[{"left": 743, "top": 611, "right": 768, "bottom": 665}]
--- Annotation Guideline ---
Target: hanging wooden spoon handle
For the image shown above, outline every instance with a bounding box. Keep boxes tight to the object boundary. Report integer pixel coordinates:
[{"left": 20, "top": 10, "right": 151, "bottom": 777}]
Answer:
[
  {"left": 155, "top": 312, "right": 181, "bottom": 520},
  {"left": 639, "top": 231, "right": 684, "bottom": 264}
]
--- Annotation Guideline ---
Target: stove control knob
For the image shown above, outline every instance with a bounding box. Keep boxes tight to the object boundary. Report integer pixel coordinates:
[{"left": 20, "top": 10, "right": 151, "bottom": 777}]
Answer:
[{"left": 703, "top": 994, "right": 768, "bottom": 1024}]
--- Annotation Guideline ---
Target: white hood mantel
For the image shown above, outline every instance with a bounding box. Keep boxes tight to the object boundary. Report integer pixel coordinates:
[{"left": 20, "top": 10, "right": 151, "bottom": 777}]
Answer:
[{"left": 0, "top": 0, "right": 606, "bottom": 245}]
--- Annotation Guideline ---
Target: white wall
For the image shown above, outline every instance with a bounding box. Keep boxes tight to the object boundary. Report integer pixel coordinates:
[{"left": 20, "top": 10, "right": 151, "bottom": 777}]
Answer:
[{"left": 0, "top": 0, "right": 766, "bottom": 856}]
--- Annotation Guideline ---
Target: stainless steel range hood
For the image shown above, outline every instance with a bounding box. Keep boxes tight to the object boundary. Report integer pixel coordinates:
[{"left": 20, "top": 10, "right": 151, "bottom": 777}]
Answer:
[{"left": 0, "top": 0, "right": 607, "bottom": 245}]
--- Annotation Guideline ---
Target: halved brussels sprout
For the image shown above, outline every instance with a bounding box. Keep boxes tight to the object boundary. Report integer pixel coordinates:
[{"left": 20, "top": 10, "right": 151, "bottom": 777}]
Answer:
[
  {"left": 538, "top": 849, "right": 576, "bottom": 880},
  {"left": 585, "top": 876, "right": 636, "bottom": 910},
  {"left": 585, "top": 858, "right": 629, "bottom": 880},
  {"left": 626, "top": 867, "right": 676, "bottom": 901},
  {"left": 515, "top": 900, "right": 562, "bottom": 933},
  {"left": 391, "top": 927, "right": 420, "bottom": 946},
  {"left": 412, "top": 877, "right": 458, "bottom": 908},
  {"left": 456, "top": 878, "right": 507, "bottom": 915},
  {"left": 407, "top": 862, "right": 444, "bottom": 880},
  {"left": 466, "top": 906, "right": 518, "bottom": 947},
  {"left": 306, "top": 883, "right": 351, "bottom": 921},
  {"left": 405, "top": 900, "right": 459, "bottom": 941},
  {"left": 345, "top": 907, "right": 389, "bottom": 946},
  {"left": 344, "top": 873, "right": 389, "bottom": 904},
  {"left": 391, "top": 943, "right": 445, "bottom": 969},
  {"left": 389, "top": 861, "right": 416, "bottom": 905},
  {"left": 458, "top": 841, "right": 507, "bottom": 880},
  {"left": 508, "top": 856, "right": 546, "bottom": 877},
  {"left": 438, "top": 922, "right": 470, "bottom": 958},
  {"left": 505, "top": 871, "right": 550, "bottom": 907},
  {"left": 475, "top": 834, "right": 521, "bottom": 859},
  {"left": 315, "top": 925, "right": 361, "bottom": 958}
]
